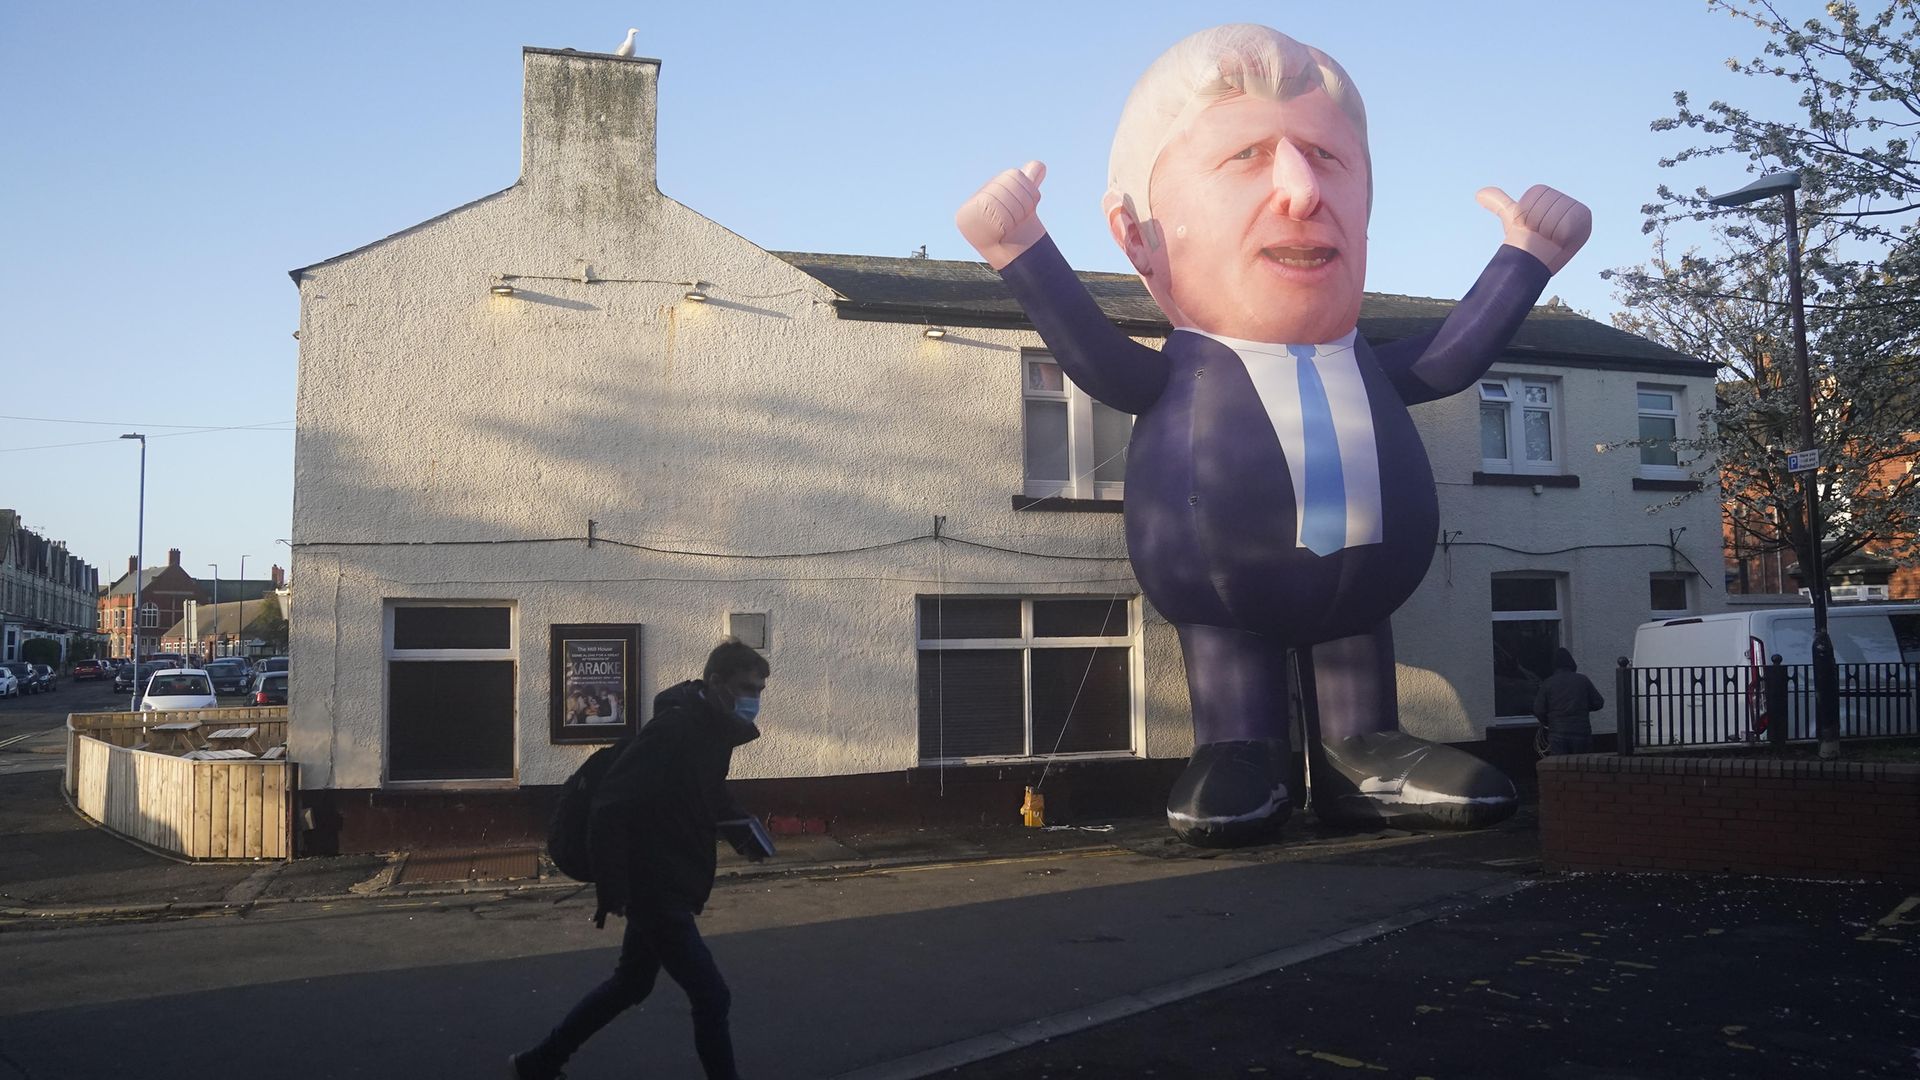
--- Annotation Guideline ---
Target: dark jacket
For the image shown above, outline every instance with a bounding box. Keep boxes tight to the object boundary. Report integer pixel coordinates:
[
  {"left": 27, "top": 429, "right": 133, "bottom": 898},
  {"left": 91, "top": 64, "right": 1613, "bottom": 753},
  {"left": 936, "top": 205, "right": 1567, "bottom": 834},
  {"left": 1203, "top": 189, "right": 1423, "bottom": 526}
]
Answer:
[
  {"left": 1533, "top": 670, "right": 1604, "bottom": 736},
  {"left": 589, "top": 680, "right": 760, "bottom": 916}
]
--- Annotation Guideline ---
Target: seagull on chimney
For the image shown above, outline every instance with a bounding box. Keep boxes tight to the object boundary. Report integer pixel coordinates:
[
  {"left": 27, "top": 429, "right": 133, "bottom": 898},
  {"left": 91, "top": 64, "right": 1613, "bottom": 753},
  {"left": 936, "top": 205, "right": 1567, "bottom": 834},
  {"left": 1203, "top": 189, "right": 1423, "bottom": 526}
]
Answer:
[{"left": 614, "top": 28, "right": 638, "bottom": 56}]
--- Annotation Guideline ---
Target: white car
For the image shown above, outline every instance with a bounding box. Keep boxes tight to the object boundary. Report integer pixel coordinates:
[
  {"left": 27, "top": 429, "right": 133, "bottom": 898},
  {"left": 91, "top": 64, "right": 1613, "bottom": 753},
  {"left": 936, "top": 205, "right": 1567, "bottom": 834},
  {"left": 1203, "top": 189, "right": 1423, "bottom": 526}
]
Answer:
[
  {"left": 0, "top": 669, "right": 17, "bottom": 698},
  {"left": 140, "top": 668, "right": 218, "bottom": 712}
]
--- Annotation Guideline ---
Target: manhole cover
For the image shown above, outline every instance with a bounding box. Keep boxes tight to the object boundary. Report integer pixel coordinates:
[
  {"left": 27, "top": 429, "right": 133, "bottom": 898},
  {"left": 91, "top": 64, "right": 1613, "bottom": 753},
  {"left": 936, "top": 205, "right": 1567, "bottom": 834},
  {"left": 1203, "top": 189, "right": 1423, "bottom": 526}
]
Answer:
[{"left": 397, "top": 847, "right": 539, "bottom": 884}]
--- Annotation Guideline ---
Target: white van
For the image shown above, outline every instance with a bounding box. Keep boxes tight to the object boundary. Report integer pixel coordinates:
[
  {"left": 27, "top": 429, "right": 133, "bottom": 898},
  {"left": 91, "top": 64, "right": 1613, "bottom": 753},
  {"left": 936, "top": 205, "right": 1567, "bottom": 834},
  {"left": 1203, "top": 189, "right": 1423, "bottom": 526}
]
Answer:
[{"left": 1629, "top": 604, "right": 1920, "bottom": 744}]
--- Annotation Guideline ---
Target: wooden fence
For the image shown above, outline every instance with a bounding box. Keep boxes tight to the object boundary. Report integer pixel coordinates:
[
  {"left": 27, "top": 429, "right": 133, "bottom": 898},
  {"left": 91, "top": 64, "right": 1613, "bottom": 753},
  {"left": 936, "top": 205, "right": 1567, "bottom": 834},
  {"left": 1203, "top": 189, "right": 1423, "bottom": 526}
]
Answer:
[
  {"left": 67, "top": 708, "right": 293, "bottom": 860},
  {"left": 65, "top": 708, "right": 287, "bottom": 792}
]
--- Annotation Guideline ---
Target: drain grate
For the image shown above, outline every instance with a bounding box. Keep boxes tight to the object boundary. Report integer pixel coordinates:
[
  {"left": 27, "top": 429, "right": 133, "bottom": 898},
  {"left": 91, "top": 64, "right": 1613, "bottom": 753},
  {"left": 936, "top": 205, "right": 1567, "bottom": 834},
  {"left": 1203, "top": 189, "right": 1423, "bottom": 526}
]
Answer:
[{"left": 397, "top": 847, "right": 540, "bottom": 884}]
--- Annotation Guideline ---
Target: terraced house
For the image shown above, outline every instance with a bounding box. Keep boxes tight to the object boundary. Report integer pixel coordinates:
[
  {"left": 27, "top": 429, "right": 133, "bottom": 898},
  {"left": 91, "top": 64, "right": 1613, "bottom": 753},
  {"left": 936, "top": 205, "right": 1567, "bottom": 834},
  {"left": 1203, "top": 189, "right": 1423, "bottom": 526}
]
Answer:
[{"left": 0, "top": 510, "right": 101, "bottom": 662}]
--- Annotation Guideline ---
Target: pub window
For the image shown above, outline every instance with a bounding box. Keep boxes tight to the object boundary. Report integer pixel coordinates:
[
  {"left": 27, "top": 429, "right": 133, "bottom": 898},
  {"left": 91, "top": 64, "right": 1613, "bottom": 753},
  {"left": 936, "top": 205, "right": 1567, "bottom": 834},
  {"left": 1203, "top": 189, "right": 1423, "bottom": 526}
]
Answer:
[
  {"left": 1636, "top": 385, "right": 1688, "bottom": 479},
  {"left": 1490, "top": 574, "right": 1565, "bottom": 719},
  {"left": 385, "top": 602, "right": 516, "bottom": 782},
  {"left": 917, "top": 596, "right": 1137, "bottom": 762},
  {"left": 1023, "top": 352, "right": 1131, "bottom": 500},
  {"left": 1479, "top": 376, "right": 1561, "bottom": 475},
  {"left": 1650, "top": 573, "right": 1691, "bottom": 615}
]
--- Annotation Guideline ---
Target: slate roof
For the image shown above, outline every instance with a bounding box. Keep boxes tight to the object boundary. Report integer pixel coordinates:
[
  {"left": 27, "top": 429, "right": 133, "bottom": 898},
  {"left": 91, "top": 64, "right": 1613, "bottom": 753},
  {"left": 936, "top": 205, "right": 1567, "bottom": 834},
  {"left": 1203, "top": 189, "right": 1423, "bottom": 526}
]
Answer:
[
  {"left": 106, "top": 567, "right": 175, "bottom": 598},
  {"left": 106, "top": 570, "right": 275, "bottom": 600},
  {"left": 160, "top": 595, "right": 284, "bottom": 642},
  {"left": 772, "top": 252, "right": 1710, "bottom": 373}
]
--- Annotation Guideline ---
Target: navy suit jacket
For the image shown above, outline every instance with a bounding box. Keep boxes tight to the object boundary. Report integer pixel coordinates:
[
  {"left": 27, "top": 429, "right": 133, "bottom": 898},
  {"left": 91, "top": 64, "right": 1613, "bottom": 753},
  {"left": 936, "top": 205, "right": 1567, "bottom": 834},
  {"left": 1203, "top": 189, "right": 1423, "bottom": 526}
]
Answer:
[{"left": 1000, "top": 237, "right": 1551, "bottom": 645}]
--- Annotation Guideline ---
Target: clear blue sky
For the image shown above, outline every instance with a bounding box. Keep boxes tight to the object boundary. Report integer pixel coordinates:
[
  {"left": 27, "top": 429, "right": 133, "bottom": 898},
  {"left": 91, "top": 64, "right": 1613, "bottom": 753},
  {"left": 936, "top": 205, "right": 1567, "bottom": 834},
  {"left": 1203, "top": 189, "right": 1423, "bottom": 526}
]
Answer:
[{"left": 1, "top": 1, "right": 1805, "bottom": 581}]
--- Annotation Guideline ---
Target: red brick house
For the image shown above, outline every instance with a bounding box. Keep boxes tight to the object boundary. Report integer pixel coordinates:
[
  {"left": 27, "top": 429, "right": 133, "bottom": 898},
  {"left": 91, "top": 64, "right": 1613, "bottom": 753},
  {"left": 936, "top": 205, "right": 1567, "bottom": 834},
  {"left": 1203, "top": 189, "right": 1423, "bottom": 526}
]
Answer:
[{"left": 99, "top": 549, "right": 206, "bottom": 659}]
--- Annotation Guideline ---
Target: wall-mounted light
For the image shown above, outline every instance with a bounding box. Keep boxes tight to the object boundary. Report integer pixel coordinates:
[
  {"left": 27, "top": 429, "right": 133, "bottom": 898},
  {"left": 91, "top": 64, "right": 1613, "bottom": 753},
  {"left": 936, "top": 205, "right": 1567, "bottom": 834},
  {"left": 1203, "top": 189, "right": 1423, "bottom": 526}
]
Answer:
[
  {"left": 490, "top": 281, "right": 516, "bottom": 297},
  {"left": 682, "top": 280, "right": 708, "bottom": 302},
  {"left": 923, "top": 327, "right": 948, "bottom": 340}
]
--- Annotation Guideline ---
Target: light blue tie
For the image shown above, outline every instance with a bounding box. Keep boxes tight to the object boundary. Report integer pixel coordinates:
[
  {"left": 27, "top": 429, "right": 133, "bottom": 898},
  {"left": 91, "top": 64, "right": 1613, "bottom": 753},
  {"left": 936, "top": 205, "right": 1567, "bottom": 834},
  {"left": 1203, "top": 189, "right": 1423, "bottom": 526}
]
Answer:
[{"left": 1290, "top": 346, "right": 1346, "bottom": 557}]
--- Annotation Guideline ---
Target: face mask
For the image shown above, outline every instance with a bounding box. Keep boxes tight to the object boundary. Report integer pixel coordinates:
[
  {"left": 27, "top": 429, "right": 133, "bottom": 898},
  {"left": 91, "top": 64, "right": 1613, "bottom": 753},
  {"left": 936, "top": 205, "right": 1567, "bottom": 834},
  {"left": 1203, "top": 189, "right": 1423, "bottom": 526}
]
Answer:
[{"left": 733, "top": 695, "right": 761, "bottom": 722}]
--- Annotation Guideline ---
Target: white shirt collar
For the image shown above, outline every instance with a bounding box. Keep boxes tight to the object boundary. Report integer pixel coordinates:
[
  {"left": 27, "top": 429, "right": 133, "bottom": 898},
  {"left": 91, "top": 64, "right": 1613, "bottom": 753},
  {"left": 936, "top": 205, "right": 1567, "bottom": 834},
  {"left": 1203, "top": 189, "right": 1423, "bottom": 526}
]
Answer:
[{"left": 1179, "top": 327, "right": 1358, "bottom": 359}]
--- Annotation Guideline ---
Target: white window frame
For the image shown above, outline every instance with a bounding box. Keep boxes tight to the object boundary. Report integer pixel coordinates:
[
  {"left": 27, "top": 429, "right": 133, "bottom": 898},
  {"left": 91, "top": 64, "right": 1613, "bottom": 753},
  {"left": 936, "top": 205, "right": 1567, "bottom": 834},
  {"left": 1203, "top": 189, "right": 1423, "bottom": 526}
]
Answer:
[
  {"left": 1022, "top": 351, "right": 1129, "bottom": 500},
  {"left": 382, "top": 600, "right": 519, "bottom": 788},
  {"left": 1478, "top": 375, "right": 1561, "bottom": 475},
  {"left": 1490, "top": 573, "right": 1566, "bottom": 721},
  {"left": 917, "top": 595, "right": 1143, "bottom": 765},
  {"left": 139, "top": 603, "right": 159, "bottom": 629},
  {"left": 1636, "top": 384, "right": 1689, "bottom": 480}
]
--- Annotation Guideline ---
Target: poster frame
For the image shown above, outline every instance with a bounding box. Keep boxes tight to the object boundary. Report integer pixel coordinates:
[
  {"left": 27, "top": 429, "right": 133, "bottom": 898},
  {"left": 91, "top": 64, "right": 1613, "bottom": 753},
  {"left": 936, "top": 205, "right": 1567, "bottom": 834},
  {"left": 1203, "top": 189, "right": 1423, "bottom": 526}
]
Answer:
[{"left": 548, "top": 623, "right": 643, "bottom": 744}]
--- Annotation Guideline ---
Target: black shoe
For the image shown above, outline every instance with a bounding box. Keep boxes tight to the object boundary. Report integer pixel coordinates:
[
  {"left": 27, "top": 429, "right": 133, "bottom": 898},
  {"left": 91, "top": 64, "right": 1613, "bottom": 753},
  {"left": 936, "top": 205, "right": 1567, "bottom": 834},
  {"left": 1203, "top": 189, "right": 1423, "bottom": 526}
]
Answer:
[
  {"left": 1313, "top": 731, "right": 1517, "bottom": 830},
  {"left": 1166, "top": 739, "right": 1292, "bottom": 847},
  {"left": 507, "top": 1051, "right": 565, "bottom": 1080}
]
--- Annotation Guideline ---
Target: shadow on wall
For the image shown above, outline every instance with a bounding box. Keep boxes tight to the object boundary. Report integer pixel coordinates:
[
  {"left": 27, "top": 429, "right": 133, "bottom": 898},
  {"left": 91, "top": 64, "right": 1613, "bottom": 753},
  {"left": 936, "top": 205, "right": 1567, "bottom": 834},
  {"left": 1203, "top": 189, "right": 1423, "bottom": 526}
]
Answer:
[{"left": 290, "top": 324, "right": 1138, "bottom": 783}]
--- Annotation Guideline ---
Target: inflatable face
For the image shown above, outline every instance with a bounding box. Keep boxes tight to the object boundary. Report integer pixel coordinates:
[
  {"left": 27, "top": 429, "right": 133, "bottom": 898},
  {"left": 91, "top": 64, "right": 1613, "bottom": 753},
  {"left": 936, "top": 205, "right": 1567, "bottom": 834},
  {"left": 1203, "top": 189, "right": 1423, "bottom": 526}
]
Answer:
[
  {"left": 1143, "top": 88, "right": 1370, "bottom": 344},
  {"left": 1105, "top": 24, "right": 1372, "bottom": 345}
]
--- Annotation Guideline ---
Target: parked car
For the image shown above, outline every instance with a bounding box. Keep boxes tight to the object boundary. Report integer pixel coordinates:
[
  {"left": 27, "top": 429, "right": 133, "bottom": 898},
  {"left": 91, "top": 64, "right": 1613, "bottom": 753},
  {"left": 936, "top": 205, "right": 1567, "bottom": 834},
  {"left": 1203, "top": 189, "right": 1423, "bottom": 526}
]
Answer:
[
  {"left": 114, "top": 661, "right": 167, "bottom": 694},
  {"left": 0, "top": 668, "right": 17, "bottom": 698},
  {"left": 72, "top": 659, "right": 108, "bottom": 681},
  {"left": 140, "top": 669, "right": 217, "bottom": 712},
  {"left": 251, "top": 671, "right": 288, "bottom": 706},
  {"left": 0, "top": 662, "right": 34, "bottom": 695},
  {"left": 205, "top": 658, "right": 253, "bottom": 696},
  {"left": 27, "top": 665, "right": 56, "bottom": 693},
  {"left": 256, "top": 656, "right": 289, "bottom": 674}
]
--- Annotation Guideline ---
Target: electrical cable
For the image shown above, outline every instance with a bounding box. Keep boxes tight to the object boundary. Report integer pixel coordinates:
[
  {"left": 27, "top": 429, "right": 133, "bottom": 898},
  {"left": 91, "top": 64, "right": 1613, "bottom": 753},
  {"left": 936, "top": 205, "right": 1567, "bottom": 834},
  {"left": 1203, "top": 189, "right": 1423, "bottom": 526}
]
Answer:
[
  {"left": 0, "top": 421, "right": 294, "bottom": 453},
  {"left": 1033, "top": 590, "right": 1124, "bottom": 793},
  {"left": 0, "top": 414, "right": 290, "bottom": 430},
  {"left": 294, "top": 526, "right": 1130, "bottom": 563},
  {"left": 1438, "top": 538, "right": 1718, "bottom": 591}
]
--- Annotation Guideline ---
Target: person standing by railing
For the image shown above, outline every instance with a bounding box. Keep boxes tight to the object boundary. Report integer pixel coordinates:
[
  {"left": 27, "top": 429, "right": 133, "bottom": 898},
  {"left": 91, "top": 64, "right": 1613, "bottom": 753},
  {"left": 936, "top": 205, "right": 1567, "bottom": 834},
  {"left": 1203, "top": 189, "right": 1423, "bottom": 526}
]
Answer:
[{"left": 1534, "top": 648, "right": 1604, "bottom": 755}]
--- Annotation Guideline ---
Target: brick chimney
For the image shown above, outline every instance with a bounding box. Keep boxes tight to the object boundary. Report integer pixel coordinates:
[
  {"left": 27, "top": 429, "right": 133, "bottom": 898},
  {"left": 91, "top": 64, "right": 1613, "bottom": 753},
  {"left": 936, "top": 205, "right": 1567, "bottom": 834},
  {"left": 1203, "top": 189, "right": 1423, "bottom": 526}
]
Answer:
[
  {"left": 167, "top": 548, "right": 181, "bottom": 568},
  {"left": 128, "top": 555, "right": 138, "bottom": 578},
  {"left": 271, "top": 564, "right": 285, "bottom": 588},
  {"left": 520, "top": 45, "right": 660, "bottom": 218}
]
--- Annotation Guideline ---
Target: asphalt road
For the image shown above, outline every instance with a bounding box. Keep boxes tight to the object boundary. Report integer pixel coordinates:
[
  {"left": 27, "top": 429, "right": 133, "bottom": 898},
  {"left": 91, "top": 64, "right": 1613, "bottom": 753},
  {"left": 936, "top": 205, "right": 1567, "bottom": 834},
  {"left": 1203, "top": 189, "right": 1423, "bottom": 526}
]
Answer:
[
  {"left": 934, "top": 874, "right": 1920, "bottom": 1080},
  {"left": 0, "top": 677, "right": 122, "bottom": 777},
  {"left": 0, "top": 846, "right": 1506, "bottom": 1079}
]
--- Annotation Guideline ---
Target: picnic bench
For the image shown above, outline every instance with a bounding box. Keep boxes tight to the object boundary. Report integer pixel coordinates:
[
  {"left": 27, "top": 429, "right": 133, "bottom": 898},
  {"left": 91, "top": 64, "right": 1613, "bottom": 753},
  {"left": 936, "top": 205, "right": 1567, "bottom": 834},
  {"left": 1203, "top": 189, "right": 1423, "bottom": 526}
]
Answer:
[
  {"left": 181, "top": 748, "right": 258, "bottom": 761},
  {"left": 205, "top": 727, "right": 263, "bottom": 754},
  {"left": 148, "top": 722, "right": 202, "bottom": 755}
]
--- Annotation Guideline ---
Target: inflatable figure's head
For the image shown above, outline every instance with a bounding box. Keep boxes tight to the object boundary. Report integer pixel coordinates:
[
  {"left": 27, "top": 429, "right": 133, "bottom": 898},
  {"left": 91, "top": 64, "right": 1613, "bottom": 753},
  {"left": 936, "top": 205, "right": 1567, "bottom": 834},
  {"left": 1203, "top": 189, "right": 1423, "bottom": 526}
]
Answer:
[{"left": 1106, "top": 24, "right": 1370, "bottom": 345}]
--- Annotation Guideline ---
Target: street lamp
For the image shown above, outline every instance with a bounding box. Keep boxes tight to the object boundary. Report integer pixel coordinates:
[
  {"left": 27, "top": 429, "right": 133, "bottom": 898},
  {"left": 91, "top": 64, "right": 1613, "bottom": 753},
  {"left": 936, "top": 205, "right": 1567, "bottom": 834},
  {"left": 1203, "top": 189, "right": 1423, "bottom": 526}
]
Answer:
[
  {"left": 1708, "top": 169, "right": 1840, "bottom": 758},
  {"left": 238, "top": 554, "right": 251, "bottom": 661},
  {"left": 119, "top": 433, "right": 145, "bottom": 712},
  {"left": 206, "top": 564, "right": 220, "bottom": 659}
]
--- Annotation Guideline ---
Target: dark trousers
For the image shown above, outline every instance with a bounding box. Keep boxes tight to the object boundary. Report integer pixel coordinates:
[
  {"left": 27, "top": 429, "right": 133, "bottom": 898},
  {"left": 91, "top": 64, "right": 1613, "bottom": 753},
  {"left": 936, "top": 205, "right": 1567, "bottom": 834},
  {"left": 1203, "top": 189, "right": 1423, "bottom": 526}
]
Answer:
[
  {"left": 532, "top": 905, "right": 738, "bottom": 1078},
  {"left": 1547, "top": 732, "right": 1593, "bottom": 756}
]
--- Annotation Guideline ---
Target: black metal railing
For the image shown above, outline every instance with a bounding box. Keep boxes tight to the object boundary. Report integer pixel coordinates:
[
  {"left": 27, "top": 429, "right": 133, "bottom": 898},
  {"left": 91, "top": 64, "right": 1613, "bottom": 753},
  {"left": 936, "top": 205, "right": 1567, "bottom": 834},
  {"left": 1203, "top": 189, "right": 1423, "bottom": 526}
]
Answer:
[{"left": 1615, "top": 657, "right": 1920, "bottom": 754}]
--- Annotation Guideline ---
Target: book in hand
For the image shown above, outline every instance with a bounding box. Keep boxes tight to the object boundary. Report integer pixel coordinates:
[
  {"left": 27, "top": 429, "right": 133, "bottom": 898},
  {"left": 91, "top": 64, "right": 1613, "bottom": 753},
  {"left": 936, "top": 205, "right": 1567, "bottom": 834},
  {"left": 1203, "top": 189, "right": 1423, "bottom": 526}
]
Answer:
[{"left": 719, "top": 816, "right": 776, "bottom": 861}]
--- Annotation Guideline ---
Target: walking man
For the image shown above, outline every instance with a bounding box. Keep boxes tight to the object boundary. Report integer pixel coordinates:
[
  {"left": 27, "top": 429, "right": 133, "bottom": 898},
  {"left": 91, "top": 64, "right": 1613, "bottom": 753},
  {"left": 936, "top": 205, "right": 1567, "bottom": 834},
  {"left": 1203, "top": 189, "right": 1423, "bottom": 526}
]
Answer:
[
  {"left": 1533, "top": 647, "right": 1602, "bottom": 755},
  {"left": 512, "top": 639, "right": 768, "bottom": 1080}
]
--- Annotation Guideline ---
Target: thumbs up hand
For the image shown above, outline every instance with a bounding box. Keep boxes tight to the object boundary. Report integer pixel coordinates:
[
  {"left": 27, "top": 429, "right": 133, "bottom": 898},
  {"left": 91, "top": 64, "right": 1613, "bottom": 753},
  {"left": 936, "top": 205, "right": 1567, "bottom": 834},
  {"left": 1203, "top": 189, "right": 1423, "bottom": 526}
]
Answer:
[
  {"left": 1475, "top": 184, "right": 1591, "bottom": 275},
  {"left": 957, "top": 161, "right": 1049, "bottom": 270}
]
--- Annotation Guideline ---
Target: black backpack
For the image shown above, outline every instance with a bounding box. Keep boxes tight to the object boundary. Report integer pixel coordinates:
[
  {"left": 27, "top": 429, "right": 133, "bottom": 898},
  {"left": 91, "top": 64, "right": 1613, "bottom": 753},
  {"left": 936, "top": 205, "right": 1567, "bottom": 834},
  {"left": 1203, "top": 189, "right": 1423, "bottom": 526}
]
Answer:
[{"left": 547, "top": 739, "right": 632, "bottom": 882}]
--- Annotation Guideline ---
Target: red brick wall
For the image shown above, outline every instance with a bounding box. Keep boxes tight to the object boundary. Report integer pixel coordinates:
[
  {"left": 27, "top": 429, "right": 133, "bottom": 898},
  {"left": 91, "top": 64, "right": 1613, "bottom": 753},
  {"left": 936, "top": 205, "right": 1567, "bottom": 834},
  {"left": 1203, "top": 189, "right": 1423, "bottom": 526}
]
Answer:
[{"left": 1540, "top": 754, "right": 1920, "bottom": 881}]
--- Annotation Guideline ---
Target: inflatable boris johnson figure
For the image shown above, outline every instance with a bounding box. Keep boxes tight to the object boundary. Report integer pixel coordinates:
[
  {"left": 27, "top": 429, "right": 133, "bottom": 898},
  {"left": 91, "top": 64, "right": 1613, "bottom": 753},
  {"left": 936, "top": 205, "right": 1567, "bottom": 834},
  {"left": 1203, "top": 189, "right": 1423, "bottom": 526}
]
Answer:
[{"left": 957, "top": 24, "right": 1591, "bottom": 846}]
